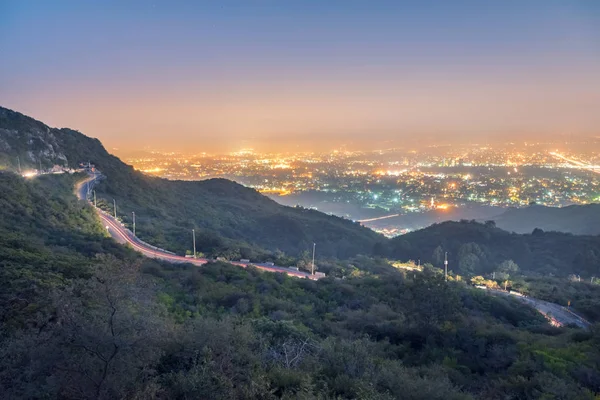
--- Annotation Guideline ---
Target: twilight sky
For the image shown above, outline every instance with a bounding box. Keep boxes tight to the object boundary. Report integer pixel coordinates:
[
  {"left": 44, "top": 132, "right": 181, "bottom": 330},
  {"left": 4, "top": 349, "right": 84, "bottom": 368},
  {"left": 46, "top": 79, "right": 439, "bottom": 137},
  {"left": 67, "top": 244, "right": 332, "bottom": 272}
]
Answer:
[{"left": 1, "top": 1, "right": 599, "bottom": 152}]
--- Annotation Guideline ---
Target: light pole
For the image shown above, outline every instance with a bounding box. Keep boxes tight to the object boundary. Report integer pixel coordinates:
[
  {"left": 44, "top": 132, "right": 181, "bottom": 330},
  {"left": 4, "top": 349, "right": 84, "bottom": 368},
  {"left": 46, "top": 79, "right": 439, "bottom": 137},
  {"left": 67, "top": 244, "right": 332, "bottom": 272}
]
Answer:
[
  {"left": 444, "top": 252, "right": 448, "bottom": 281},
  {"left": 93, "top": 190, "right": 97, "bottom": 207},
  {"left": 113, "top": 199, "right": 117, "bottom": 219},
  {"left": 311, "top": 242, "right": 316, "bottom": 275},
  {"left": 132, "top": 211, "right": 136, "bottom": 236},
  {"left": 192, "top": 229, "right": 196, "bottom": 259},
  {"left": 17, "top": 156, "right": 21, "bottom": 174}
]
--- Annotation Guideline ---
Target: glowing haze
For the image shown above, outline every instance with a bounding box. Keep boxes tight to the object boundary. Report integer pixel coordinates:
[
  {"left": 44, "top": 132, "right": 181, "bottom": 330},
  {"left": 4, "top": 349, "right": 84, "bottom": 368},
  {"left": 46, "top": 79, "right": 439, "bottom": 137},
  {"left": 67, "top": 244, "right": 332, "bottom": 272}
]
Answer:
[{"left": 1, "top": 1, "right": 599, "bottom": 152}]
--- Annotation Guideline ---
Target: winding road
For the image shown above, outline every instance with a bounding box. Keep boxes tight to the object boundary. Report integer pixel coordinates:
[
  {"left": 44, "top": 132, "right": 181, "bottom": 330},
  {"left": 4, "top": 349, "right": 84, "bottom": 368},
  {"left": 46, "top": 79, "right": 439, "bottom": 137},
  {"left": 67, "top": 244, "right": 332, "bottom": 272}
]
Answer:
[
  {"left": 486, "top": 288, "right": 591, "bottom": 329},
  {"left": 74, "top": 173, "right": 594, "bottom": 326},
  {"left": 75, "top": 173, "right": 319, "bottom": 280}
]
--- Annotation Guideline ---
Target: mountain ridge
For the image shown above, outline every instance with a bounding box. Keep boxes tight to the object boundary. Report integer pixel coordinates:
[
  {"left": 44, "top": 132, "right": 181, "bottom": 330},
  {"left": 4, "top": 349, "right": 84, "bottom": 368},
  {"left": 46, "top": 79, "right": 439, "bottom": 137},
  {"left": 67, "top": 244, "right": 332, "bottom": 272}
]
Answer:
[
  {"left": 385, "top": 219, "right": 600, "bottom": 278},
  {"left": 0, "top": 105, "right": 384, "bottom": 259},
  {"left": 493, "top": 203, "right": 600, "bottom": 235}
]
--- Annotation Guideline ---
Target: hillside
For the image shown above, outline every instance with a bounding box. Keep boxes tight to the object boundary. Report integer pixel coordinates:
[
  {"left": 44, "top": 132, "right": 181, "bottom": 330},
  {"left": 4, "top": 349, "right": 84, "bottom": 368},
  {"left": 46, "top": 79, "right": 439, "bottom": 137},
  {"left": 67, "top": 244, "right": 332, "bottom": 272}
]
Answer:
[
  {"left": 0, "top": 172, "right": 598, "bottom": 399},
  {"left": 0, "top": 106, "right": 384, "bottom": 259},
  {"left": 494, "top": 204, "right": 600, "bottom": 235},
  {"left": 3, "top": 109, "right": 600, "bottom": 399},
  {"left": 2, "top": 175, "right": 599, "bottom": 398},
  {"left": 385, "top": 220, "right": 600, "bottom": 278},
  {"left": 0, "top": 172, "right": 137, "bottom": 331}
]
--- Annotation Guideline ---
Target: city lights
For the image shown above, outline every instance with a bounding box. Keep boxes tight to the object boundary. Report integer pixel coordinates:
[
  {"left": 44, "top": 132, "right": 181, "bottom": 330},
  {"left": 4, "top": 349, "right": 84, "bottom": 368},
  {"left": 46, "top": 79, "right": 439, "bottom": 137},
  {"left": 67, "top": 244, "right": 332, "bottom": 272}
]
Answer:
[{"left": 123, "top": 141, "right": 600, "bottom": 237}]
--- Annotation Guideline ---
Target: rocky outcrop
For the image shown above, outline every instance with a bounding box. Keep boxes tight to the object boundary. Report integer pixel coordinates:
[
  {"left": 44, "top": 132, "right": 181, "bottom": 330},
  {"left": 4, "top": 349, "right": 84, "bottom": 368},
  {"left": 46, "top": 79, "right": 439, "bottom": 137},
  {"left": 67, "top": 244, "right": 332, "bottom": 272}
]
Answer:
[{"left": 0, "top": 107, "right": 70, "bottom": 168}]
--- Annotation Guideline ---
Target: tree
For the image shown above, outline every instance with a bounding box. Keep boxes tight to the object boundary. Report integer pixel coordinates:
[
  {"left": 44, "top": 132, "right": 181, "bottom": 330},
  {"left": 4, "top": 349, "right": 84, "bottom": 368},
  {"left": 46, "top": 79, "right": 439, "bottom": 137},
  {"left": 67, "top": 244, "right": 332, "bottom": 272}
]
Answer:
[
  {"left": 297, "top": 250, "right": 315, "bottom": 273},
  {"left": 432, "top": 245, "right": 444, "bottom": 266},
  {"left": 0, "top": 256, "right": 170, "bottom": 399},
  {"left": 497, "top": 259, "right": 519, "bottom": 279},
  {"left": 458, "top": 253, "right": 479, "bottom": 276}
]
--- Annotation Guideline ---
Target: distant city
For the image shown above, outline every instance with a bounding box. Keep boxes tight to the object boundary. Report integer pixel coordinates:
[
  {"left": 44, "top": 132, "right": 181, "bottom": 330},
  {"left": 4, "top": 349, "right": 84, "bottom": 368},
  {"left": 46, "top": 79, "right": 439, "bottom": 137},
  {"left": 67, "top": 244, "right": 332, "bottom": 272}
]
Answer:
[{"left": 119, "top": 140, "right": 600, "bottom": 237}]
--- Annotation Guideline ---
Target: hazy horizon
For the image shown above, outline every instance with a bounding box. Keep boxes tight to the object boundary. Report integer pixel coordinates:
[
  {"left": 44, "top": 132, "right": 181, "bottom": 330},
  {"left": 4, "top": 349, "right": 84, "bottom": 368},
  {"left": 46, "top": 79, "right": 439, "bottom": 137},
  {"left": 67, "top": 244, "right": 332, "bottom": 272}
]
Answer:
[{"left": 2, "top": 1, "right": 599, "bottom": 153}]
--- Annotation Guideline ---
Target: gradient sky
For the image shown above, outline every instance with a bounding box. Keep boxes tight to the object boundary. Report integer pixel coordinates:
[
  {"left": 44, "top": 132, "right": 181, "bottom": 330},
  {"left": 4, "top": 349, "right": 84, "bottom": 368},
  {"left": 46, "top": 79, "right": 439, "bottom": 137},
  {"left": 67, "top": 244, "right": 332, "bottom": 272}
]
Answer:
[{"left": 1, "top": 1, "right": 599, "bottom": 152}]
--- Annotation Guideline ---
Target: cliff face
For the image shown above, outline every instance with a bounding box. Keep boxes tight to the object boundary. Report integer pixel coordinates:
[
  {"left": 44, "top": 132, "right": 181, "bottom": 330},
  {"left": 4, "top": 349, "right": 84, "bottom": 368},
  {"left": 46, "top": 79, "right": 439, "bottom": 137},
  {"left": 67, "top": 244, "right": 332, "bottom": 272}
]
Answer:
[{"left": 0, "top": 107, "right": 69, "bottom": 168}]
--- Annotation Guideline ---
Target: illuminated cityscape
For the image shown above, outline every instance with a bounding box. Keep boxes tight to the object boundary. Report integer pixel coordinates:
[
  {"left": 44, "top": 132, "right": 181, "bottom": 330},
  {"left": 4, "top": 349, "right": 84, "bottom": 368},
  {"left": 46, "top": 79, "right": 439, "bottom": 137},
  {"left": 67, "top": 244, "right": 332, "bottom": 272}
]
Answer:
[{"left": 121, "top": 140, "right": 600, "bottom": 237}]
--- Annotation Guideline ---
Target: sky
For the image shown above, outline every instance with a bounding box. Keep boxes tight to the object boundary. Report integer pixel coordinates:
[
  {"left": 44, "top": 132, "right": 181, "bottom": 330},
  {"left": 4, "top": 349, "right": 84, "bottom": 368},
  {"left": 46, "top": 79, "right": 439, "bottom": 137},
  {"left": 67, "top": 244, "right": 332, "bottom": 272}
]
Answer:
[{"left": 1, "top": 0, "right": 599, "bottom": 153}]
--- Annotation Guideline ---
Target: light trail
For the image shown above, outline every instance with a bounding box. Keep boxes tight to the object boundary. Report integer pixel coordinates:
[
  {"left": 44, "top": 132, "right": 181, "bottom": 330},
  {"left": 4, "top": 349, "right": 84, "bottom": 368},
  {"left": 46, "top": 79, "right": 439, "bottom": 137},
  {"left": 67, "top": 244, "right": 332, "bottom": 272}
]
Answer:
[
  {"left": 357, "top": 214, "right": 400, "bottom": 223},
  {"left": 77, "top": 175, "right": 317, "bottom": 279},
  {"left": 550, "top": 152, "right": 600, "bottom": 174}
]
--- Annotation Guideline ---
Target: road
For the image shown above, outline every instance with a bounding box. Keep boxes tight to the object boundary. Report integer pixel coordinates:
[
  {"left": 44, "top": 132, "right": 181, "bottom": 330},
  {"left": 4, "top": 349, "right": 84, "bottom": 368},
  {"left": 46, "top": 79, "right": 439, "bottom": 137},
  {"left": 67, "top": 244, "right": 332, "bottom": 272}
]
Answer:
[
  {"left": 550, "top": 151, "right": 600, "bottom": 175},
  {"left": 75, "top": 174, "right": 319, "bottom": 280},
  {"left": 486, "top": 288, "right": 591, "bottom": 329}
]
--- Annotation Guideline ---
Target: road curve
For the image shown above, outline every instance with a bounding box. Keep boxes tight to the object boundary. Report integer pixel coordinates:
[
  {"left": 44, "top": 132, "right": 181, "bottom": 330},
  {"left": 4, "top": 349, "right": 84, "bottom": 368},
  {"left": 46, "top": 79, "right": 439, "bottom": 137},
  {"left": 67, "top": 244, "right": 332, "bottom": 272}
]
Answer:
[
  {"left": 75, "top": 174, "right": 319, "bottom": 280},
  {"left": 486, "top": 288, "right": 591, "bottom": 329}
]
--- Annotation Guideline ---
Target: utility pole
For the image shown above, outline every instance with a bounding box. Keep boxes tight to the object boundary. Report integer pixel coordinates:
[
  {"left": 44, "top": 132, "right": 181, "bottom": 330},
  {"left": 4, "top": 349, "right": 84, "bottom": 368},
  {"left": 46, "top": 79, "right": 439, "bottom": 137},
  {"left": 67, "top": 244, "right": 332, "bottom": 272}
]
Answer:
[
  {"left": 17, "top": 156, "right": 21, "bottom": 174},
  {"left": 132, "top": 211, "right": 135, "bottom": 236},
  {"left": 312, "top": 242, "right": 316, "bottom": 275},
  {"left": 113, "top": 199, "right": 117, "bottom": 219},
  {"left": 444, "top": 252, "right": 448, "bottom": 281},
  {"left": 192, "top": 229, "right": 196, "bottom": 258}
]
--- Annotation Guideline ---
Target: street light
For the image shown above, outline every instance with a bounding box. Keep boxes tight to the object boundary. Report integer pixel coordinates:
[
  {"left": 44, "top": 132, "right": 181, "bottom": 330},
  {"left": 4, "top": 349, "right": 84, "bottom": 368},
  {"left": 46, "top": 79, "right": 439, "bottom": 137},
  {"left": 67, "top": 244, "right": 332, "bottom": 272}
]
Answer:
[
  {"left": 192, "top": 229, "right": 196, "bottom": 259},
  {"left": 132, "top": 211, "right": 136, "bottom": 236},
  {"left": 113, "top": 199, "right": 117, "bottom": 219},
  {"left": 444, "top": 252, "right": 448, "bottom": 281},
  {"left": 312, "top": 242, "right": 316, "bottom": 275}
]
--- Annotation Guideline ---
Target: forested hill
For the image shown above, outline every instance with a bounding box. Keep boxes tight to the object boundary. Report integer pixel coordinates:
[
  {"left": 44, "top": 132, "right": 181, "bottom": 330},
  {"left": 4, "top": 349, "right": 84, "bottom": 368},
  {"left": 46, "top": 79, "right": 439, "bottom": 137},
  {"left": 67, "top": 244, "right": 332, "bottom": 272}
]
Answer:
[
  {"left": 494, "top": 203, "right": 600, "bottom": 235},
  {"left": 384, "top": 220, "right": 600, "bottom": 278},
  {"left": 0, "top": 106, "right": 384, "bottom": 258},
  {"left": 5, "top": 170, "right": 600, "bottom": 399}
]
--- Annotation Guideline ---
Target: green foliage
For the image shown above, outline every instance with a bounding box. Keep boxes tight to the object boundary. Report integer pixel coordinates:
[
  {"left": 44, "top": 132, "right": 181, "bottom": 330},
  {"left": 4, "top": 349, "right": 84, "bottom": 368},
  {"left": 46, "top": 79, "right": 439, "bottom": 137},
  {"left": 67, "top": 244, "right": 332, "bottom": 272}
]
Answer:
[
  {"left": 383, "top": 220, "right": 600, "bottom": 279},
  {"left": 3, "top": 107, "right": 600, "bottom": 398},
  {"left": 0, "top": 172, "right": 138, "bottom": 333},
  {"left": 516, "top": 276, "right": 600, "bottom": 323}
]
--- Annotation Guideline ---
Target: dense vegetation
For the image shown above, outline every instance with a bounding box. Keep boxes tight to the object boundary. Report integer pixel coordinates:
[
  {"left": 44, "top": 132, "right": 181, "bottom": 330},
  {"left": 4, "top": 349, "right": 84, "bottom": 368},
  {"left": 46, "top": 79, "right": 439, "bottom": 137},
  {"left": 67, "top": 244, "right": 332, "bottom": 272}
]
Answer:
[
  {"left": 4, "top": 251, "right": 600, "bottom": 399},
  {"left": 0, "top": 168, "right": 599, "bottom": 399},
  {"left": 3, "top": 106, "right": 600, "bottom": 399},
  {"left": 383, "top": 220, "right": 600, "bottom": 278},
  {"left": 0, "top": 172, "right": 136, "bottom": 332}
]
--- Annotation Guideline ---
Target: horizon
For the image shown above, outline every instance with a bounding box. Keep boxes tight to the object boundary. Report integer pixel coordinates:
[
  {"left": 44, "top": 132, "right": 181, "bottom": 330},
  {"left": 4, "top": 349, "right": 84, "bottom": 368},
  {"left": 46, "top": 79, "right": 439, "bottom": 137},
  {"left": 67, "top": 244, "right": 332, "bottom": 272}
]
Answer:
[{"left": 2, "top": 0, "right": 600, "bottom": 153}]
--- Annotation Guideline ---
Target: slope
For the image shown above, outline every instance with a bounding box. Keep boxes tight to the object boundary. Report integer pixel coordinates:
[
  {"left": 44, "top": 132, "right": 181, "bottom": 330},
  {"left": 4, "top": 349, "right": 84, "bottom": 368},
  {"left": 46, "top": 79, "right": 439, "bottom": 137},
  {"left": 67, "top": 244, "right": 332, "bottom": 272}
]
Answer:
[
  {"left": 0, "top": 172, "right": 136, "bottom": 332},
  {"left": 494, "top": 203, "right": 600, "bottom": 235},
  {"left": 0, "top": 106, "right": 384, "bottom": 259},
  {"left": 384, "top": 220, "right": 600, "bottom": 278}
]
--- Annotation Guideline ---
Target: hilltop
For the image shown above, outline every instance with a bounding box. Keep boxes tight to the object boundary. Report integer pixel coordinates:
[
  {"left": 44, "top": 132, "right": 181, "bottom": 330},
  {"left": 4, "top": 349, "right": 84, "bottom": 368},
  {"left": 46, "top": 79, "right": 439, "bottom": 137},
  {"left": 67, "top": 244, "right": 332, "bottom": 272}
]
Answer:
[
  {"left": 384, "top": 220, "right": 600, "bottom": 278},
  {"left": 0, "top": 106, "right": 384, "bottom": 259},
  {"left": 494, "top": 203, "right": 600, "bottom": 235}
]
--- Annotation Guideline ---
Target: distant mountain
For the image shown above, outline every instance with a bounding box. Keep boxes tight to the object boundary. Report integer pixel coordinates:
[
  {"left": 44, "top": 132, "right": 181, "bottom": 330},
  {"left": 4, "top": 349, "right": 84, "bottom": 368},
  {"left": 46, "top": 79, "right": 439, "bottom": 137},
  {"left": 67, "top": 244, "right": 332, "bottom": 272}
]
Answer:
[
  {"left": 494, "top": 204, "right": 600, "bottom": 235},
  {"left": 383, "top": 220, "right": 600, "bottom": 278},
  {"left": 0, "top": 106, "right": 384, "bottom": 258}
]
